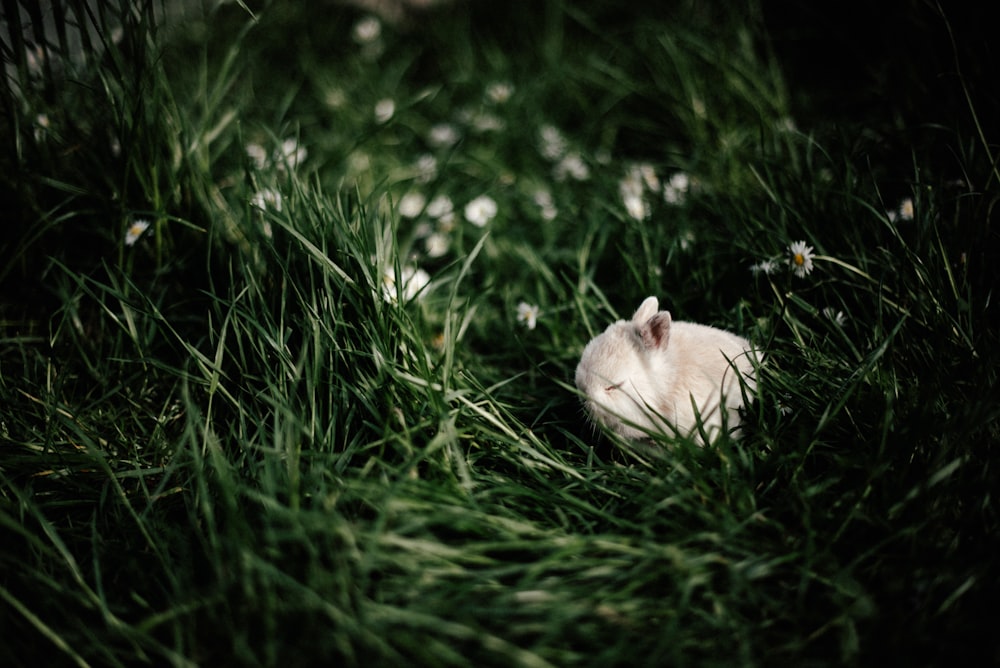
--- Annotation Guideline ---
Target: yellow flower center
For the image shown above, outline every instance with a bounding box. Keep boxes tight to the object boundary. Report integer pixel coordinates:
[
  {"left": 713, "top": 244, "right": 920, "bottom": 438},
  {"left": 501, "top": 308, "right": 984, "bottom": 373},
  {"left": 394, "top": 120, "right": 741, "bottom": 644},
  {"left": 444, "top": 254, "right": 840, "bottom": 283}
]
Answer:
[{"left": 793, "top": 253, "right": 804, "bottom": 266}]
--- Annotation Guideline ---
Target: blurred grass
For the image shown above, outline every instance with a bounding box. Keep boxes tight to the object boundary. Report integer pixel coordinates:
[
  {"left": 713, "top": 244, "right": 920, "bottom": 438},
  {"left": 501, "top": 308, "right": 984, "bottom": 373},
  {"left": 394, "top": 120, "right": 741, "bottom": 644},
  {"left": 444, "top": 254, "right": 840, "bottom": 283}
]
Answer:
[{"left": 2, "top": 0, "right": 998, "bottom": 666}]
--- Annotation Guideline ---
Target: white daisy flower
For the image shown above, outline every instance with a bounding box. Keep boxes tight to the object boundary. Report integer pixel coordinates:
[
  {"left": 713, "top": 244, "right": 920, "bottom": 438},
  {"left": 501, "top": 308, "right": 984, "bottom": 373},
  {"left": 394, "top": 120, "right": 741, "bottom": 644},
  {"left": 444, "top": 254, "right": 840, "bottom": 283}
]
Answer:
[
  {"left": 374, "top": 98, "right": 395, "bottom": 123},
  {"left": 464, "top": 195, "right": 498, "bottom": 227},
  {"left": 620, "top": 168, "right": 644, "bottom": 195},
  {"left": 516, "top": 302, "right": 540, "bottom": 330},
  {"left": 532, "top": 188, "right": 553, "bottom": 207},
  {"left": 538, "top": 124, "right": 568, "bottom": 161},
  {"left": 424, "top": 232, "right": 450, "bottom": 258},
  {"left": 124, "top": 219, "right": 151, "bottom": 247},
  {"left": 486, "top": 81, "right": 514, "bottom": 104},
  {"left": 437, "top": 215, "right": 456, "bottom": 233},
  {"left": 430, "top": 203, "right": 456, "bottom": 230},
  {"left": 245, "top": 142, "right": 268, "bottom": 170},
  {"left": 33, "top": 113, "right": 50, "bottom": 142},
  {"left": 636, "top": 163, "right": 660, "bottom": 191},
  {"left": 428, "top": 123, "right": 461, "bottom": 148},
  {"left": 275, "top": 138, "right": 307, "bottom": 169},
  {"left": 750, "top": 259, "right": 779, "bottom": 275},
  {"left": 324, "top": 87, "right": 347, "bottom": 109},
  {"left": 533, "top": 188, "right": 558, "bottom": 221},
  {"left": 623, "top": 193, "right": 648, "bottom": 221},
  {"left": 413, "top": 153, "right": 438, "bottom": 183},
  {"left": 426, "top": 194, "right": 454, "bottom": 221},
  {"left": 896, "top": 197, "right": 914, "bottom": 221},
  {"left": 469, "top": 111, "right": 504, "bottom": 133},
  {"left": 788, "top": 240, "right": 815, "bottom": 278},
  {"left": 822, "top": 307, "right": 847, "bottom": 327},
  {"left": 663, "top": 172, "right": 690, "bottom": 205},
  {"left": 554, "top": 152, "right": 590, "bottom": 181},
  {"left": 352, "top": 15, "right": 382, "bottom": 44},
  {"left": 619, "top": 167, "right": 649, "bottom": 220},
  {"left": 398, "top": 192, "right": 426, "bottom": 218},
  {"left": 383, "top": 266, "right": 430, "bottom": 303},
  {"left": 251, "top": 188, "right": 282, "bottom": 212}
]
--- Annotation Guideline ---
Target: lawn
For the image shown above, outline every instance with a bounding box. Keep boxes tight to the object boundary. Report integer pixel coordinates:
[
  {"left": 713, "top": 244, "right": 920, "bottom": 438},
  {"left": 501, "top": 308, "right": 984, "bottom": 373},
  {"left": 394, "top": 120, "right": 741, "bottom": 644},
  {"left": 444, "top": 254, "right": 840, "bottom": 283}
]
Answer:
[{"left": 1, "top": 1, "right": 998, "bottom": 666}]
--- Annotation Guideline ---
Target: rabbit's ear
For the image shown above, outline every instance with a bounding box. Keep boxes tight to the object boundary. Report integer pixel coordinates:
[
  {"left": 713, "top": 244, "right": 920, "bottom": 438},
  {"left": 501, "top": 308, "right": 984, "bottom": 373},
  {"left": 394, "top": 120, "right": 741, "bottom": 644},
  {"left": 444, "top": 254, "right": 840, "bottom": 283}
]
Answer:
[
  {"left": 639, "top": 311, "right": 672, "bottom": 349},
  {"left": 631, "top": 296, "right": 659, "bottom": 324}
]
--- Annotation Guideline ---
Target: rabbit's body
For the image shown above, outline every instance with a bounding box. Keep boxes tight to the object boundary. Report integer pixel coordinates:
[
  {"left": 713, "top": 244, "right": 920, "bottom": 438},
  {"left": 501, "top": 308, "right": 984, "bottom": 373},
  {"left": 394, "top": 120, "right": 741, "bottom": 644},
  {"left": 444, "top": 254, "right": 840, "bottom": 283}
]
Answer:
[{"left": 575, "top": 297, "right": 757, "bottom": 443}]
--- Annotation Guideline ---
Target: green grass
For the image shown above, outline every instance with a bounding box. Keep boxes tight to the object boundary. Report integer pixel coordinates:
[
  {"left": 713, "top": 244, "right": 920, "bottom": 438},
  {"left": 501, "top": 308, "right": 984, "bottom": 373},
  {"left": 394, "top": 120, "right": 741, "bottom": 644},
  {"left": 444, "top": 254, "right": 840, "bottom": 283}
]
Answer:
[{"left": 2, "top": 1, "right": 998, "bottom": 666}]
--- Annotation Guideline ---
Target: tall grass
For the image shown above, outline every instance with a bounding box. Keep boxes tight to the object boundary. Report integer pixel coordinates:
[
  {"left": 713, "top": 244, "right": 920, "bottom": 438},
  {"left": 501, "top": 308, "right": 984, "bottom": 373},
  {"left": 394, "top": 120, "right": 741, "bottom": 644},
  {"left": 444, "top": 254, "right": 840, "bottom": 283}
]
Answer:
[{"left": 2, "top": 1, "right": 998, "bottom": 666}]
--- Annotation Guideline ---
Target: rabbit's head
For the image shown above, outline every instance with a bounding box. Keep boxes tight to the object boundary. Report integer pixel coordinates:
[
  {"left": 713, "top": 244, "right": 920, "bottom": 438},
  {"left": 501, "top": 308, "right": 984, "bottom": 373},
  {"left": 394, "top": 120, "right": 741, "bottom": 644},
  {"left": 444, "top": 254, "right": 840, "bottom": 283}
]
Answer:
[{"left": 574, "top": 297, "right": 675, "bottom": 439}]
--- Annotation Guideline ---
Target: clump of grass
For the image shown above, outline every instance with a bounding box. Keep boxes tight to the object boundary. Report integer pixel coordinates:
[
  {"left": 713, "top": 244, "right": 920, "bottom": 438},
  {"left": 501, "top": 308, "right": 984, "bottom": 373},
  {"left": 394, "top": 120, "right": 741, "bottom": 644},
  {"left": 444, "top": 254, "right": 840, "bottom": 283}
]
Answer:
[{"left": 2, "top": 1, "right": 999, "bottom": 666}]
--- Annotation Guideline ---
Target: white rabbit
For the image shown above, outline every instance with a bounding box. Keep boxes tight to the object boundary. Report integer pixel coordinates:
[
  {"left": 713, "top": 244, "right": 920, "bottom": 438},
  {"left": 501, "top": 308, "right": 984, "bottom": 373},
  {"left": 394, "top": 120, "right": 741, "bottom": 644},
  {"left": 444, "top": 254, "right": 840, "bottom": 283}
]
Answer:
[{"left": 575, "top": 296, "right": 758, "bottom": 444}]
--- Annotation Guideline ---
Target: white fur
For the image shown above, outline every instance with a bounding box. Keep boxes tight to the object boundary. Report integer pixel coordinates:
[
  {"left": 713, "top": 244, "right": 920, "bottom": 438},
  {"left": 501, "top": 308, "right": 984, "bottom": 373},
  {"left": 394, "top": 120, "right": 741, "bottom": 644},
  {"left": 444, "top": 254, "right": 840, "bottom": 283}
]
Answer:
[{"left": 575, "top": 296, "right": 758, "bottom": 444}]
